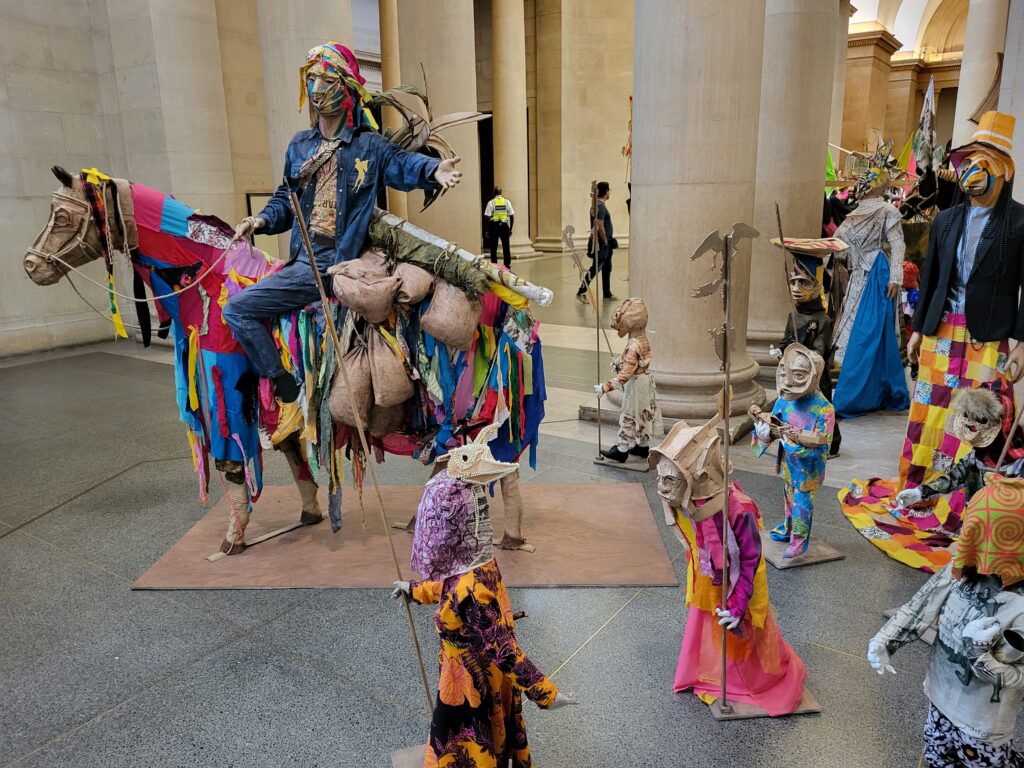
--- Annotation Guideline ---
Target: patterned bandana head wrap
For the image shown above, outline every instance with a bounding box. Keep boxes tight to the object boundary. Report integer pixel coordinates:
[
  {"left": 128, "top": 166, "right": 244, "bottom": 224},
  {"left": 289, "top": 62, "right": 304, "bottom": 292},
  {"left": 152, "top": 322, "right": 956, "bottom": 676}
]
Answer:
[
  {"left": 411, "top": 474, "right": 494, "bottom": 582},
  {"left": 954, "top": 473, "right": 1024, "bottom": 587},
  {"left": 298, "top": 42, "right": 378, "bottom": 129}
]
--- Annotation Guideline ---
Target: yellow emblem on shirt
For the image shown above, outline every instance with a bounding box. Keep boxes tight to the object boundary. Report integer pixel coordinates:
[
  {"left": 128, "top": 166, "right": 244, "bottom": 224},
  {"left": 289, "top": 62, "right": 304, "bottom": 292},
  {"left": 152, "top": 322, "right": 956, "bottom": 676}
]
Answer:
[{"left": 353, "top": 157, "right": 369, "bottom": 192}]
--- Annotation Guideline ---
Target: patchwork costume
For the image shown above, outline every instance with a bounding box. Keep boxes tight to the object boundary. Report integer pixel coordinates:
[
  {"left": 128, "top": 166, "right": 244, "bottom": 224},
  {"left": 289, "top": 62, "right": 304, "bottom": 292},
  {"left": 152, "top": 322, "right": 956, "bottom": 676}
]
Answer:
[
  {"left": 870, "top": 474, "right": 1024, "bottom": 767},
  {"left": 652, "top": 418, "right": 807, "bottom": 715}
]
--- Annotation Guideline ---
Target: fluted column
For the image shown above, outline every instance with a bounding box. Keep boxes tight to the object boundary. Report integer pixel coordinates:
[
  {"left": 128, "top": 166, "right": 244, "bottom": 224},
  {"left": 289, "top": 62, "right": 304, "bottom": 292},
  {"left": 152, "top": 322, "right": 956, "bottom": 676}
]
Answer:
[
  {"left": 830, "top": 0, "right": 852, "bottom": 149},
  {"left": 379, "top": 0, "right": 407, "bottom": 218},
  {"left": 631, "top": 0, "right": 767, "bottom": 421},
  {"left": 998, "top": 0, "right": 1024, "bottom": 203},
  {"left": 842, "top": 29, "right": 901, "bottom": 151},
  {"left": 953, "top": 0, "right": 1010, "bottom": 144},
  {"left": 748, "top": 0, "right": 839, "bottom": 366},
  {"left": 491, "top": 0, "right": 535, "bottom": 258}
]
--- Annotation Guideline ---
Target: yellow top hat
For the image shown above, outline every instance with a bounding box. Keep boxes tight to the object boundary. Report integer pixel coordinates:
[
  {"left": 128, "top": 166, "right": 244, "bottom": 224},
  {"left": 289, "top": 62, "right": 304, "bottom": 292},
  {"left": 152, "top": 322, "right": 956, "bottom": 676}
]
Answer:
[{"left": 951, "top": 111, "right": 1016, "bottom": 179}]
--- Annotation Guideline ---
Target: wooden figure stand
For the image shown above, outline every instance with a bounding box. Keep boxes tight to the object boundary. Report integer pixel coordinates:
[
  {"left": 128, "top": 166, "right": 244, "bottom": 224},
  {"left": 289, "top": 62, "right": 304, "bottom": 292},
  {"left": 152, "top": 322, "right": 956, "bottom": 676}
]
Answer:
[{"left": 691, "top": 223, "right": 820, "bottom": 721}]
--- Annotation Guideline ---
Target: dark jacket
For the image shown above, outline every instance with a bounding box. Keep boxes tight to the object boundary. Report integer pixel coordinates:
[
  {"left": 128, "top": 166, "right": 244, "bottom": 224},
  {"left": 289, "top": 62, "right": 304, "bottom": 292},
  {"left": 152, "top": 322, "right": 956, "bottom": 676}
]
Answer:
[
  {"left": 912, "top": 199, "right": 1024, "bottom": 341},
  {"left": 259, "top": 125, "right": 440, "bottom": 267}
]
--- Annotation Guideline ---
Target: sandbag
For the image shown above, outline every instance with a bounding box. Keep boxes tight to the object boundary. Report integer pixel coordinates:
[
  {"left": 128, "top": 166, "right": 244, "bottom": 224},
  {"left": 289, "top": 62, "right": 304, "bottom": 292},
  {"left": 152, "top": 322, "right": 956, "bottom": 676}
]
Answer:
[
  {"left": 331, "top": 273, "right": 400, "bottom": 324},
  {"left": 421, "top": 280, "right": 481, "bottom": 351},
  {"left": 394, "top": 262, "right": 434, "bottom": 304},
  {"left": 368, "top": 329, "right": 413, "bottom": 407},
  {"left": 328, "top": 339, "right": 373, "bottom": 428},
  {"left": 368, "top": 401, "right": 406, "bottom": 438},
  {"left": 328, "top": 249, "right": 389, "bottom": 279}
]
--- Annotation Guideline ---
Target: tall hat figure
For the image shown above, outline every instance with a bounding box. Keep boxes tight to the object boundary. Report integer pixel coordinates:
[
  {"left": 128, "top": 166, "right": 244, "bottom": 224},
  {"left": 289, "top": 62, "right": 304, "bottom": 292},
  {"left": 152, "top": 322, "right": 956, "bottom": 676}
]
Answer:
[
  {"left": 395, "top": 425, "right": 574, "bottom": 766},
  {"left": 651, "top": 416, "right": 807, "bottom": 715}
]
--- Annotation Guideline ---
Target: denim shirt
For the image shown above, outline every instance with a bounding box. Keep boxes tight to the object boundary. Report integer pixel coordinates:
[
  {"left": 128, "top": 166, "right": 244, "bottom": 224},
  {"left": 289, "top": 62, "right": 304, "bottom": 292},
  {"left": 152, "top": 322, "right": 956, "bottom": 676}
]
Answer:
[{"left": 259, "top": 125, "right": 441, "bottom": 267}]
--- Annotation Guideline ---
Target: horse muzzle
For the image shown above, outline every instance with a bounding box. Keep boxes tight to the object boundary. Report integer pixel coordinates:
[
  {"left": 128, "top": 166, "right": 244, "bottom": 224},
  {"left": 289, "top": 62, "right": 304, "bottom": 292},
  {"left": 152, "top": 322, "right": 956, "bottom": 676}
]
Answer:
[{"left": 23, "top": 253, "right": 62, "bottom": 285}]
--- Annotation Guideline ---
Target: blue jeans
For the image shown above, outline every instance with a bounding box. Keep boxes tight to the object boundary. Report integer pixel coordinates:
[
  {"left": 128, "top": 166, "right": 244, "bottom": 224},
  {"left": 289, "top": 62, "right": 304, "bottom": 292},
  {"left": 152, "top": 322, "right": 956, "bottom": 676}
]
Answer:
[{"left": 222, "top": 245, "right": 333, "bottom": 379}]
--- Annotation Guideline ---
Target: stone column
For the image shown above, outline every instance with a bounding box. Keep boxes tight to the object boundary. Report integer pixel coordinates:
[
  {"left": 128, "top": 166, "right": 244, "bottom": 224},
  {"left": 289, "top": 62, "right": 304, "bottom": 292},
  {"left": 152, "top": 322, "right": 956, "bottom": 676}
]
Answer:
[
  {"left": 491, "top": 0, "right": 535, "bottom": 259},
  {"left": 953, "top": 0, "right": 1011, "bottom": 144},
  {"left": 398, "top": 0, "right": 482, "bottom": 253},
  {"left": 999, "top": 0, "right": 1024, "bottom": 203},
  {"left": 378, "top": 0, "right": 408, "bottom": 218},
  {"left": 829, "top": 0, "right": 852, "bottom": 149},
  {"left": 842, "top": 29, "right": 901, "bottom": 151},
  {"left": 748, "top": 0, "right": 839, "bottom": 367},
  {"left": 631, "top": 0, "right": 767, "bottom": 422},
  {"left": 256, "top": 1, "right": 354, "bottom": 163},
  {"left": 886, "top": 60, "right": 924, "bottom": 148}
]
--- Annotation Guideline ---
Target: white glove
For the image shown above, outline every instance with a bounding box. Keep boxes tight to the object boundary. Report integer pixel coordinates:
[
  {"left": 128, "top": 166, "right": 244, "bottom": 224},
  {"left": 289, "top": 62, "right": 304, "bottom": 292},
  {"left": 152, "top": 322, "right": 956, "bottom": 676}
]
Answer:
[
  {"left": 715, "top": 607, "right": 740, "bottom": 631},
  {"left": 895, "top": 487, "right": 923, "bottom": 507},
  {"left": 391, "top": 580, "right": 411, "bottom": 599},
  {"left": 753, "top": 421, "right": 771, "bottom": 442},
  {"left": 234, "top": 215, "right": 264, "bottom": 240},
  {"left": 963, "top": 616, "right": 1002, "bottom": 649},
  {"left": 867, "top": 639, "right": 896, "bottom": 675},
  {"left": 768, "top": 345, "right": 782, "bottom": 360},
  {"left": 593, "top": 383, "right": 606, "bottom": 397},
  {"left": 549, "top": 691, "right": 578, "bottom": 709}
]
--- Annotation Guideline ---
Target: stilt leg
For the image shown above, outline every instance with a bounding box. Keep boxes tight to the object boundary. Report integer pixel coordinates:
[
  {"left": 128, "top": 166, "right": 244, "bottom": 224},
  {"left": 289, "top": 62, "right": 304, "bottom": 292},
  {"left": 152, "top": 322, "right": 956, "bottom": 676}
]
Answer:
[
  {"left": 496, "top": 472, "right": 535, "bottom": 552},
  {"left": 220, "top": 475, "right": 250, "bottom": 555},
  {"left": 278, "top": 434, "right": 322, "bottom": 525}
]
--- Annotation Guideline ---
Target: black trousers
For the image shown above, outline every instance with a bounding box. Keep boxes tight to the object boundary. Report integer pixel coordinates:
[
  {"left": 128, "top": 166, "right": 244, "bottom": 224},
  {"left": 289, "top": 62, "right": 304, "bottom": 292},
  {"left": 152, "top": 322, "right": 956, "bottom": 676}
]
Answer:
[
  {"left": 488, "top": 222, "right": 511, "bottom": 267},
  {"left": 578, "top": 246, "right": 613, "bottom": 298},
  {"left": 819, "top": 367, "right": 842, "bottom": 455}
]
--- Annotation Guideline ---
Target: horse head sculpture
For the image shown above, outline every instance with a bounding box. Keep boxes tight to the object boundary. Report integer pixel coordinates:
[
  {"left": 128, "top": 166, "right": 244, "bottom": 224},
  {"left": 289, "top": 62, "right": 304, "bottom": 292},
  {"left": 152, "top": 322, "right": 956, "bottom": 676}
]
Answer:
[{"left": 24, "top": 166, "right": 135, "bottom": 286}]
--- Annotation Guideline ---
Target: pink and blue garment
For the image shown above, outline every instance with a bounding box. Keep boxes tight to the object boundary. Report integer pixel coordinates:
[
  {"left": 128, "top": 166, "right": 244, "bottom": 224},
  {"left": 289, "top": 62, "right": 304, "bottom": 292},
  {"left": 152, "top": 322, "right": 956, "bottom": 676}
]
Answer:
[{"left": 754, "top": 392, "right": 835, "bottom": 551}]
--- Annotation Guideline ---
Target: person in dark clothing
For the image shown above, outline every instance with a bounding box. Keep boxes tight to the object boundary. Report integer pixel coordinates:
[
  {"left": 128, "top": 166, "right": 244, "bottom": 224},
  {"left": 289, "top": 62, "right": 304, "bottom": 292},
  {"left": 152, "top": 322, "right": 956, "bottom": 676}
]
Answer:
[
  {"left": 577, "top": 181, "right": 616, "bottom": 301},
  {"left": 483, "top": 186, "right": 514, "bottom": 268}
]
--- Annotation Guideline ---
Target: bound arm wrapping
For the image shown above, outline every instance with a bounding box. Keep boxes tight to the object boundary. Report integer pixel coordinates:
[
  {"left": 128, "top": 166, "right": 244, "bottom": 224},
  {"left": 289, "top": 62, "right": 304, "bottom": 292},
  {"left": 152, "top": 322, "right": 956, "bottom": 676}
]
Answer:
[
  {"left": 919, "top": 454, "right": 973, "bottom": 499},
  {"left": 602, "top": 339, "right": 641, "bottom": 392},
  {"left": 872, "top": 564, "right": 954, "bottom": 655}
]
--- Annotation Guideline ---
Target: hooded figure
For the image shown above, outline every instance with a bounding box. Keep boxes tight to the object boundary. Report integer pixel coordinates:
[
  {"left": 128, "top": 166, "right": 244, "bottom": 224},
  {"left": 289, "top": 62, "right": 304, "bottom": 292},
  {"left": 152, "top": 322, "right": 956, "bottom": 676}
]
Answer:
[
  {"left": 651, "top": 416, "right": 807, "bottom": 716},
  {"left": 595, "top": 297, "right": 664, "bottom": 463},
  {"left": 751, "top": 343, "right": 835, "bottom": 558},
  {"left": 395, "top": 425, "right": 571, "bottom": 767},
  {"left": 870, "top": 473, "right": 1024, "bottom": 767}
]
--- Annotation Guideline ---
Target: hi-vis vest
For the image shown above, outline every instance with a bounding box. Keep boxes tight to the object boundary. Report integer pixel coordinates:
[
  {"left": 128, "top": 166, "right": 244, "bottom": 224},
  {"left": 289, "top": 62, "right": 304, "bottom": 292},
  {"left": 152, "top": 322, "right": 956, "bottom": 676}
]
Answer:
[{"left": 490, "top": 196, "right": 509, "bottom": 223}]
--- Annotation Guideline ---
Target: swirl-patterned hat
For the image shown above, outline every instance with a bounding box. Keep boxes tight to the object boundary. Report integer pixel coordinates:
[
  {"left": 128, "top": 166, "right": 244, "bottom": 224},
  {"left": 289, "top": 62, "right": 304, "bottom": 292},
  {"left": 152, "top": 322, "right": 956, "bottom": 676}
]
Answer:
[{"left": 954, "top": 473, "right": 1024, "bottom": 587}]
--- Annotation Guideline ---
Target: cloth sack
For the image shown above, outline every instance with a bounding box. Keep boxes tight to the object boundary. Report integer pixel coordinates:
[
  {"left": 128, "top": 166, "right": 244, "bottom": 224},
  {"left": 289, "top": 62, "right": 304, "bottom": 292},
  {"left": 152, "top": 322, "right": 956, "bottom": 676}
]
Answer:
[
  {"left": 394, "top": 262, "right": 434, "bottom": 304},
  {"left": 421, "top": 280, "right": 481, "bottom": 351},
  {"left": 368, "top": 328, "right": 414, "bottom": 407},
  {"left": 368, "top": 402, "right": 406, "bottom": 437},
  {"left": 328, "top": 338, "right": 373, "bottom": 428},
  {"left": 329, "top": 250, "right": 398, "bottom": 324}
]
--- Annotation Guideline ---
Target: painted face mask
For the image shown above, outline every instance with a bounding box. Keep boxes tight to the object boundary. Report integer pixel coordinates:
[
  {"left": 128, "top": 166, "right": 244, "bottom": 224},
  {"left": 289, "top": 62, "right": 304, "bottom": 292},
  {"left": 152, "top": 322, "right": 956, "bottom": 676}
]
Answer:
[
  {"left": 776, "top": 343, "right": 824, "bottom": 400},
  {"left": 610, "top": 297, "right": 648, "bottom": 338},
  {"left": 650, "top": 416, "right": 726, "bottom": 522},
  {"left": 788, "top": 270, "right": 819, "bottom": 304},
  {"left": 436, "top": 423, "right": 519, "bottom": 486},
  {"left": 305, "top": 66, "right": 353, "bottom": 120},
  {"left": 298, "top": 42, "right": 374, "bottom": 128},
  {"left": 949, "top": 387, "right": 1003, "bottom": 448},
  {"left": 958, "top": 151, "right": 1002, "bottom": 197}
]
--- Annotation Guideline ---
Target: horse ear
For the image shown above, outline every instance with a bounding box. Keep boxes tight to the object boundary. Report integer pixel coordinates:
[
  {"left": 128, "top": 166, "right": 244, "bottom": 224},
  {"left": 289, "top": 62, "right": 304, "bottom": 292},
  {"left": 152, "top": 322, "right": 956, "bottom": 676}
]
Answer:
[{"left": 51, "top": 165, "right": 74, "bottom": 188}]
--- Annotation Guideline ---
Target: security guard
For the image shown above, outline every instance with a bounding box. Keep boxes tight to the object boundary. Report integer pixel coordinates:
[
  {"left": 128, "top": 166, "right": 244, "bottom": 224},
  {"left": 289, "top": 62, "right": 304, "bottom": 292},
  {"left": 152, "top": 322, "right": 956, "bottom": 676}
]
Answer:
[{"left": 483, "top": 186, "right": 515, "bottom": 268}]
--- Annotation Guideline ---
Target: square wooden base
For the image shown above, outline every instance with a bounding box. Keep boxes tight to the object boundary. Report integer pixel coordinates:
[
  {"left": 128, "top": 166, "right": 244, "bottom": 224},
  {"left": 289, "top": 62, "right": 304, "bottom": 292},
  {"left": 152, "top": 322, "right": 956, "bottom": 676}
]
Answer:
[
  {"left": 708, "top": 688, "right": 821, "bottom": 720},
  {"left": 763, "top": 537, "right": 845, "bottom": 570},
  {"left": 391, "top": 744, "right": 427, "bottom": 768}
]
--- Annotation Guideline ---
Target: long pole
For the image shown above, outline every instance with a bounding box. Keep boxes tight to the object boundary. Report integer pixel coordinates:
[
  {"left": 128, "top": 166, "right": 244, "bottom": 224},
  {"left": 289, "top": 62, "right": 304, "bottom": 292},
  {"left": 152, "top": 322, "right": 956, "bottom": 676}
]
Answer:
[
  {"left": 287, "top": 183, "right": 435, "bottom": 715},
  {"left": 590, "top": 180, "right": 603, "bottom": 457},
  {"left": 719, "top": 233, "right": 733, "bottom": 715}
]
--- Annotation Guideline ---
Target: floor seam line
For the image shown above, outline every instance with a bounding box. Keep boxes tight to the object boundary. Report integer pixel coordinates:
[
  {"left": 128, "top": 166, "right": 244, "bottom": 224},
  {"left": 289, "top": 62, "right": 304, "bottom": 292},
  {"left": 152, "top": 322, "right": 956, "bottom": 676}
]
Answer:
[{"left": 549, "top": 589, "right": 643, "bottom": 679}]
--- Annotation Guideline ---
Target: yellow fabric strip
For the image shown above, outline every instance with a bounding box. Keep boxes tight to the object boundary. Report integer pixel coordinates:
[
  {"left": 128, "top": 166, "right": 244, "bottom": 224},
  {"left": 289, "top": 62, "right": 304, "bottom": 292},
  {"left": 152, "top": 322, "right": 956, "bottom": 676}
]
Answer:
[
  {"left": 489, "top": 282, "right": 529, "bottom": 309},
  {"left": 186, "top": 325, "right": 200, "bottom": 411},
  {"left": 107, "top": 273, "right": 128, "bottom": 339}
]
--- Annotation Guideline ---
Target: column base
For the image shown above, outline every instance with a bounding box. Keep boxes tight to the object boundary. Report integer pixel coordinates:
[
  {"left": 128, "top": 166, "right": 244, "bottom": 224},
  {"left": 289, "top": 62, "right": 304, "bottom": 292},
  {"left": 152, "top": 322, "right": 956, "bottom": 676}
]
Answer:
[
  {"left": 747, "top": 329, "right": 782, "bottom": 387},
  {"left": 533, "top": 235, "right": 568, "bottom": 255},
  {"left": 509, "top": 239, "right": 539, "bottom": 260}
]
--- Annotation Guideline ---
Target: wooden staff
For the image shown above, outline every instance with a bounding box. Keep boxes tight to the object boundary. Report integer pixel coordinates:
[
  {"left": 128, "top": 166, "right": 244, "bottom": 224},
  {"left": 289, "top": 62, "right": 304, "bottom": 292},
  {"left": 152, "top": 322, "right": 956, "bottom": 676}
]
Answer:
[
  {"left": 590, "top": 180, "right": 604, "bottom": 456},
  {"left": 718, "top": 231, "right": 735, "bottom": 715},
  {"left": 287, "top": 183, "right": 435, "bottom": 715}
]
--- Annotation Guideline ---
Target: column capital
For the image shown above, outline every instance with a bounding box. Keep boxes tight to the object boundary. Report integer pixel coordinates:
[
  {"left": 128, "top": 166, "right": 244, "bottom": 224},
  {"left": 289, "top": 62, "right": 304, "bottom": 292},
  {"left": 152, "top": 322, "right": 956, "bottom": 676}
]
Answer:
[{"left": 848, "top": 29, "right": 902, "bottom": 57}]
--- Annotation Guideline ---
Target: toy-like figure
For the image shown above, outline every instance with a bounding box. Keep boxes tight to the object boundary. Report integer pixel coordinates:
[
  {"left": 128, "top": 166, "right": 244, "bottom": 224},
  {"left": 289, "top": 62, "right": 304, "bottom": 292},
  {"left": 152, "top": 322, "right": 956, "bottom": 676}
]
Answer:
[
  {"left": 869, "top": 473, "right": 1024, "bottom": 767},
  {"left": 770, "top": 240, "right": 843, "bottom": 457},
  {"left": 595, "top": 297, "right": 663, "bottom": 463},
  {"left": 393, "top": 425, "right": 573, "bottom": 766},
  {"left": 651, "top": 416, "right": 807, "bottom": 715},
  {"left": 896, "top": 386, "right": 1024, "bottom": 511},
  {"left": 750, "top": 343, "right": 835, "bottom": 558}
]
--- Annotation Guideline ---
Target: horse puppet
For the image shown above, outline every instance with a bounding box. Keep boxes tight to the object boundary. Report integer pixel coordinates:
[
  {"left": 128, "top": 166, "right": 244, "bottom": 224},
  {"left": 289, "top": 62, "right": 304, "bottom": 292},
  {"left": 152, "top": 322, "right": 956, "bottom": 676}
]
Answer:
[{"left": 23, "top": 167, "right": 551, "bottom": 558}]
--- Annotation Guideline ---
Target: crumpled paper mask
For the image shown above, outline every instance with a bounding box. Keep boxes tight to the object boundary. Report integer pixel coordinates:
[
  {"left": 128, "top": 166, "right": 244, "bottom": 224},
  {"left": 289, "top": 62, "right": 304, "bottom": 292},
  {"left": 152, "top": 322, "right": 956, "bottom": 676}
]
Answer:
[
  {"left": 776, "top": 343, "right": 824, "bottom": 400},
  {"left": 436, "top": 423, "right": 519, "bottom": 486},
  {"left": 649, "top": 415, "right": 726, "bottom": 522},
  {"left": 610, "top": 297, "right": 648, "bottom": 338},
  {"left": 949, "top": 387, "right": 1003, "bottom": 449}
]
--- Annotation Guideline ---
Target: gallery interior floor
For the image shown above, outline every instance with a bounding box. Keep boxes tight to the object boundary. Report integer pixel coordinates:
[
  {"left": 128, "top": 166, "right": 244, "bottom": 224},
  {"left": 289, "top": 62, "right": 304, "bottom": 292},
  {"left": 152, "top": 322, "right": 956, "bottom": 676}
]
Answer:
[{"left": 1, "top": 252, "right": 1007, "bottom": 767}]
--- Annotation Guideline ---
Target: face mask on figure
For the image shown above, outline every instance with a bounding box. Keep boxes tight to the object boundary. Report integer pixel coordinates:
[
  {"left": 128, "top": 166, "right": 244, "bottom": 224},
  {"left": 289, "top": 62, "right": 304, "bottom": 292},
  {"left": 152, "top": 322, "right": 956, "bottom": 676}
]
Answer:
[
  {"left": 776, "top": 343, "right": 825, "bottom": 401},
  {"left": 298, "top": 43, "right": 370, "bottom": 136},
  {"left": 788, "top": 270, "right": 819, "bottom": 304},
  {"left": 306, "top": 66, "right": 354, "bottom": 125}
]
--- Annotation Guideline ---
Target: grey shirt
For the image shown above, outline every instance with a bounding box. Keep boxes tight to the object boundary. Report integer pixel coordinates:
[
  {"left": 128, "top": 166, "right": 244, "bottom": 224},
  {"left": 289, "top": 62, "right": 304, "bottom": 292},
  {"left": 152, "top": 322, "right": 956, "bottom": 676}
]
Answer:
[{"left": 948, "top": 204, "right": 993, "bottom": 314}]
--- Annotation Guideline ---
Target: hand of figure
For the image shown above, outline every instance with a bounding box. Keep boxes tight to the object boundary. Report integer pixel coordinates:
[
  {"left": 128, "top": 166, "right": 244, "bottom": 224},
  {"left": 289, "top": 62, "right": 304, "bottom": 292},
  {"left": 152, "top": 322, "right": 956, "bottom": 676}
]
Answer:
[
  {"left": 768, "top": 345, "right": 783, "bottom": 360},
  {"left": 963, "top": 616, "right": 1002, "bottom": 648},
  {"left": 391, "top": 580, "right": 411, "bottom": 599},
  {"left": 715, "top": 607, "right": 741, "bottom": 631},
  {"left": 895, "top": 487, "right": 923, "bottom": 507},
  {"left": 1008, "top": 343, "right": 1024, "bottom": 384},
  {"left": 753, "top": 421, "right": 771, "bottom": 443},
  {"left": 234, "top": 216, "right": 264, "bottom": 240},
  {"left": 593, "top": 383, "right": 606, "bottom": 397},
  {"left": 907, "top": 332, "right": 922, "bottom": 365},
  {"left": 549, "top": 691, "right": 578, "bottom": 709},
  {"left": 434, "top": 156, "right": 463, "bottom": 190},
  {"left": 867, "top": 639, "right": 896, "bottom": 675},
  {"left": 887, "top": 282, "right": 900, "bottom": 300}
]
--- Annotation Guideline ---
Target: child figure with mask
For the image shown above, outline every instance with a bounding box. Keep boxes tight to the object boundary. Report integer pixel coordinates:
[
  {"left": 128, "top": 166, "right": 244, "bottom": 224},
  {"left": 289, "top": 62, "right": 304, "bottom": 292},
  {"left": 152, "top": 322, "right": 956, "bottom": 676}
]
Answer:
[
  {"left": 651, "top": 416, "right": 807, "bottom": 715},
  {"left": 750, "top": 343, "right": 835, "bottom": 558},
  {"left": 392, "top": 425, "right": 574, "bottom": 767}
]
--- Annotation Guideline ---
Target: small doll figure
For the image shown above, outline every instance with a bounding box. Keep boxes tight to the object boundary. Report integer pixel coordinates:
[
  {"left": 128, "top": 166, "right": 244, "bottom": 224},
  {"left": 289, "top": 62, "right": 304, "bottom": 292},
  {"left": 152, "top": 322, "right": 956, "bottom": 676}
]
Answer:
[
  {"left": 595, "top": 297, "right": 663, "bottom": 463},
  {"left": 392, "top": 425, "right": 574, "bottom": 767},
  {"left": 896, "top": 385, "right": 1024, "bottom": 510},
  {"left": 651, "top": 416, "right": 807, "bottom": 715},
  {"left": 869, "top": 473, "right": 1024, "bottom": 767},
  {"left": 750, "top": 343, "right": 835, "bottom": 559}
]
